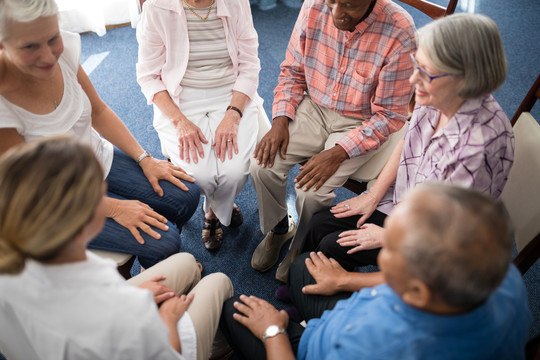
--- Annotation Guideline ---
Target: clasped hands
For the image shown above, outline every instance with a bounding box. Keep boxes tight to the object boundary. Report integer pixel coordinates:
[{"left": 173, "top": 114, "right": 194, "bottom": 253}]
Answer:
[{"left": 139, "top": 276, "right": 194, "bottom": 326}]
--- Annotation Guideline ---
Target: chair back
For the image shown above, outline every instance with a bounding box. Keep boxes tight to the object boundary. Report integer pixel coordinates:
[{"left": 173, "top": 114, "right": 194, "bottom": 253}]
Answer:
[
  {"left": 397, "top": 0, "right": 458, "bottom": 19},
  {"left": 501, "top": 74, "right": 540, "bottom": 274}
]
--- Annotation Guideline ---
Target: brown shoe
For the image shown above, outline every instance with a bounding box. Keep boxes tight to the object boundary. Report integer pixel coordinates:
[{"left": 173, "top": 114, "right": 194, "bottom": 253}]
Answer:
[
  {"left": 202, "top": 218, "right": 223, "bottom": 251},
  {"left": 229, "top": 203, "right": 243, "bottom": 228}
]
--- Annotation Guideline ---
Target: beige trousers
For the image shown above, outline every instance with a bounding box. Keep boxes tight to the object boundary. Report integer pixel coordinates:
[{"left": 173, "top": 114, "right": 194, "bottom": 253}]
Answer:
[
  {"left": 250, "top": 95, "right": 388, "bottom": 253},
  {"left": 128, "top": 253, "right": 234, "bottom": 360}
]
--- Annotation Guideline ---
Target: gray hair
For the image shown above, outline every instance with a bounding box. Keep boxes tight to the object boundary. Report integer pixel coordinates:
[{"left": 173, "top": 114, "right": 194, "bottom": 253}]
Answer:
[
  {"left": 0, "top": 0, "right": 58, "bottom": 41},
  {"left": 418, "top": 13, "right": 507, "bottom": 99},
  {"left": 400, "top": 183, "right": 512, "bottom": 308}
]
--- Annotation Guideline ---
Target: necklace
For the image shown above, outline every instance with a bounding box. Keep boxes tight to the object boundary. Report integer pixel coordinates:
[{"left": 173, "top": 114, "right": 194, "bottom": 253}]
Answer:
[{"left": 183, "top": 0, "right": 214, "bottom": 22}]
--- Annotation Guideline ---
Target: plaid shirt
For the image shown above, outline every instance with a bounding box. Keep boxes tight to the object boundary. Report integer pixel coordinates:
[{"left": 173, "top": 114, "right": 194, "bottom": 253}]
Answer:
[{"left": 273, "top": 0, "right": 416, "bottom": 157}]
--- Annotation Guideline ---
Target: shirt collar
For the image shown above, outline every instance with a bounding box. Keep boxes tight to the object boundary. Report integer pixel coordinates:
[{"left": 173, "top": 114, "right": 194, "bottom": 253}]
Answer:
[
  {"left": 430, "top": 95, "right": 488, "bottom": 149},
  {"left": 25, "top": 251, "right": 124, "bottom": 287},
  {"left": 152, "top": 0, "right": 230, "bottom": 17}
]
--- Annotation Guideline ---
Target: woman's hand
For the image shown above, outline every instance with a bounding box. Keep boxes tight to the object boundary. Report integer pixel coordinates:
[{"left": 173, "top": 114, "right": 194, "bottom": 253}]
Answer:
[
  {"left": 336, "top": 224, "right": 385, "bottom": 254},
  {"left": 213, "top": 110, "right": 240, "bottom": 162},
  {"left": 174, "top": 117, "right": 208, "bottom": 164},
  {"left": 105, "top": 197, "right": 169, "bottom": 244},
  {"left": 233, "top": 295, "right": 289, "bottom": 341},
  {"left": 331, "top": 191, "right": 379, "bottom": 227},
  {"left": 138, "top": 157, "right": 195, "bottom": 196},
  {"left": 159, "top": 293, "right": 195, "bottom": 326},
  {"left": 138, "top": 276, "right": 176, "bottom": 304}
]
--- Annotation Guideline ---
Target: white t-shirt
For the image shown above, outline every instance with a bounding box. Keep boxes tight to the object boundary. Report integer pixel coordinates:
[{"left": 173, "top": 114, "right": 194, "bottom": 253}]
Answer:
[
  {"left": 0, "top": 252, "right": 184, "bottom": 360},
  {"left": 0, "top": 31, "right": 114, "bottom": 177}
]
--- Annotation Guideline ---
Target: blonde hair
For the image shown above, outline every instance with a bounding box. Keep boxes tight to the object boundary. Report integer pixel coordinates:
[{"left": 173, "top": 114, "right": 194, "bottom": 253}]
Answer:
[
  {"left": 0, "top": 0, "right": 58, "bottom": 41},
  {"left": 418, "top": 13, "right": 507, "bottom": 99},
  {"left": 0, "top": 136, "right": 104, "bottom": 274}
]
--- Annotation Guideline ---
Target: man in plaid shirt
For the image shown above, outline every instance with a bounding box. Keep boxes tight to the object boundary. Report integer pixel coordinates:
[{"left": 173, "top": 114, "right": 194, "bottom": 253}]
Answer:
[{"left": 250, "top": 0, "right": 416, "bottom": 282}]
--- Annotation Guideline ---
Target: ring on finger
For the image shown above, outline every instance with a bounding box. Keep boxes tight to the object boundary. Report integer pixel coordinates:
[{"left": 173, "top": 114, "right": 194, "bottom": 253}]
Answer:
[
  {"left": 345, "top": 204, "right": 350, "bottom": 209},
  {"left": 227, "top": 139, "right": 232, "bottom": 142}
]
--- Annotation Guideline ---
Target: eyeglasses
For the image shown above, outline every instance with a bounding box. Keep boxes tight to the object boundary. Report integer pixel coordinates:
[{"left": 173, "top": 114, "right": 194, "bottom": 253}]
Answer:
[{"left": 410, "top": 54, "right": 453, "bottom": 83}]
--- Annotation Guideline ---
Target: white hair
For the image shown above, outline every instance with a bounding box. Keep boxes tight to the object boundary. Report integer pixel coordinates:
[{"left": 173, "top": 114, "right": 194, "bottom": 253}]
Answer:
[{"left": 0, "top": 0, "right": 58, "bottom": 41}]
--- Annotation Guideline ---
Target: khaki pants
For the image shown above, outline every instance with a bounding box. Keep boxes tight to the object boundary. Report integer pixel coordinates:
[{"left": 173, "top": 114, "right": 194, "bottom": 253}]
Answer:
[
  {"left": 128, "top": 253, "right": 233, "bottom": 360},
  {"left": 251, "top": 95, "right": 389, "bottom": 252}
]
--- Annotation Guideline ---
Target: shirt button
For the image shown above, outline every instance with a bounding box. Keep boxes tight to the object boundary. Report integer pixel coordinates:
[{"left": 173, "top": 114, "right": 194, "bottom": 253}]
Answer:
[
  {"left": 333, "top": 93, "right": 337, "bottom": 96},
  {"left": 345, "top": 324, "right": 352, "bottom": 331},
  {"left": 394, "top": 304, "right": 400, "bottom": 312},
  {"left": 371, "top": 289, "right": 377, "bottom": 296},
  {"left": 340, "top": 66, "right": 344, "bottom": 71}
]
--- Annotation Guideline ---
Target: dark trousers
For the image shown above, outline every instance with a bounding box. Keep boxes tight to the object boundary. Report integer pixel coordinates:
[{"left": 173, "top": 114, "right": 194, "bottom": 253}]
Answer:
[
  {"left": 219, "top": 295, "right": 305, "bottom": 360},
  {"left": 289, "top": 252, "right": 352, "bottom": 321},
  {"left": 301, "top": 208, "right": 388, "bottom": 271}
]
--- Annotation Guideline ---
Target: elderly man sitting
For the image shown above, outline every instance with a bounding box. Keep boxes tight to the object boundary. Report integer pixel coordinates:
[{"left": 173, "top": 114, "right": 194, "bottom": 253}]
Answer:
[{"left": 220, "top": 183, "right": 531, "bottom": 360}]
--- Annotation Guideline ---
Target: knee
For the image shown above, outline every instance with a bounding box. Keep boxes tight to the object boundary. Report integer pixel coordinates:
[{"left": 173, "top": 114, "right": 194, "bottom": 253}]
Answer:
[
  {"left": 289, "top": 252, "right": 312, "bottom": 286},
  {"left": 204, "top": 272, "right": 234, "bottom": 299},
  {"left": 160, "top": 180, "right": 200, "bottom": 222}
]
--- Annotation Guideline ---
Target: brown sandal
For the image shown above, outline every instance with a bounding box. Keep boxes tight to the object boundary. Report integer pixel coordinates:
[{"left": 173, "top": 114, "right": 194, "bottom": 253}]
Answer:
[
  {"left": 202, "top": 218, "right": 223, "bottom": 251},
  {"left": 229, "top": 203, "right": 243, "bottom": 228}
]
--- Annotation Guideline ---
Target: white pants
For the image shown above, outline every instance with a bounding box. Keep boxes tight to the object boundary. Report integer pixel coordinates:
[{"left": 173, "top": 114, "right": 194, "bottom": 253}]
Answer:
[{"left": 154, "top": 85, "right": 258, "bottom": 225}]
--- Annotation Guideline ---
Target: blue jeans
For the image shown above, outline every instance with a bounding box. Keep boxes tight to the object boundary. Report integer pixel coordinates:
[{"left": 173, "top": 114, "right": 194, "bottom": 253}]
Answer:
[{"left": 88, "top": 149, "right": 200, "bottom": 268}]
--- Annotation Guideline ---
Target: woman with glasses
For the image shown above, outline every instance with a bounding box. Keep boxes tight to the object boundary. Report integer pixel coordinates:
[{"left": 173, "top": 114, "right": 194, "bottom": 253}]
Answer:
[{"left": 280, "top": 13, "right": 514, "bottom": 321}]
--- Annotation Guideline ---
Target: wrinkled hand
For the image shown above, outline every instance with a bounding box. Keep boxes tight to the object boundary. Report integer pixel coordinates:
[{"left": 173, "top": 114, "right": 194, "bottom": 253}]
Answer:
[
  {"left": 213, "top": 111, "right": 240, "bottom": 162},
  {"left": 295, "top": 146, "right": 348, "bottom": 192},
  {"left": 175, "top": 117, "right": 208, "bottom": 164},
  {"left": 233, "top": 295, "right": 289, "bottom": 340},
  {"left": 331, "top": 191, "right": 378, "bottom": 227},
  {"left": 139, "top": 157, "right": 195, "bottom": 195},
  {"left": 337, "top": 224, "right": 385, "bottom": 254},
  {"left": 138, "top": 276, "right": 176, "bottom": 304},
  {"left": 302, "top": 252, "right": 349, "bottom": 296},
  {"left": 159, "top": 293, "right": 194, "bottom": 326},
  {"left": 107, "top": 198, "right": 168, "bottom": 244},
  {"left": 252, "top": 116, "right": 289, "bottom": 168}
]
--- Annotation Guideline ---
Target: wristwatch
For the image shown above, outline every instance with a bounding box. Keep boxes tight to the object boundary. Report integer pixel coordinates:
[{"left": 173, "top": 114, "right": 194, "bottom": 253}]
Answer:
[
  {"left": 135, "top": 150, "right": 151, "bottom": 164},
  {"left": 262, "top": 325, "right": 287, "bottom": 343}
]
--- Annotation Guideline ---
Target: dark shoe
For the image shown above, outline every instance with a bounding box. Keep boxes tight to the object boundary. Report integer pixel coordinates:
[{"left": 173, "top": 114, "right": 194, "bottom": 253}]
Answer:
[
  {"left": 274, "top": 284, "right": 291, "bottom": 303},
  {"left": 202, "top": 218, "right": 223, "bottom": 251},
  {"left": 229, "top": 203, "right": 243, "bottom": 228}
]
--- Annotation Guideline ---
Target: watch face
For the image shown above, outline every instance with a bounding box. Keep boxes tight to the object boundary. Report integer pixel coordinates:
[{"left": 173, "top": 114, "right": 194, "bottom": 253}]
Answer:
[{"left": 266, "top": 325, "right": 279, "bottom": 336}]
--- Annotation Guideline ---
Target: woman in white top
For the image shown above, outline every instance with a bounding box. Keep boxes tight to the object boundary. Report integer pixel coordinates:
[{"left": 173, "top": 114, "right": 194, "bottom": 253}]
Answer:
[
  {"left": 0, "top": 0, "right": 200, "bottom": 269},
  {"left": 0, "top": 136, "right": 234, "bottom": 360},
  {"left": 137, "top": 0, "right": 261, "bottom": 251}
]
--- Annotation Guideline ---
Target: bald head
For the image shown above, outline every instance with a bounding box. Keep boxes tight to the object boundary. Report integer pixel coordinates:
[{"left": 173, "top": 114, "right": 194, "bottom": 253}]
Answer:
[{"left": 392, "top": 183, "right": 512, "bottom": 308}]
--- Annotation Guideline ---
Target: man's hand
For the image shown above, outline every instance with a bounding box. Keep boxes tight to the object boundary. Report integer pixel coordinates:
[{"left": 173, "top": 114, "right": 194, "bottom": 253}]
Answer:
[
  {"left": 139, "top": 157, "right": 195, "bottom": 195},
  {"left": 302, "top": 252, "right": 350, "bottom": 296},
  {"left": 105, "top": 197, "right": 169, "bottom": 244},
  {"left": 233, "top": 295, "right": 289, "bottom": 340},
  {"left": 252, "top": 116, "right": 289, "bottom": 168},
  {"left": 138, "top": 276, "right": 176, "bottom": 304},
  {"left": 295, "top": 145, "right": 349, "bottom": 192}
]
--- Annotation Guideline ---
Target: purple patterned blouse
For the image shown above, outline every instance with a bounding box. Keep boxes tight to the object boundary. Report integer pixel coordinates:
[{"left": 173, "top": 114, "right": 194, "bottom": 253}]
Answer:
[{"left": 377, "top": 94, "right": 514, "bottom": 214}]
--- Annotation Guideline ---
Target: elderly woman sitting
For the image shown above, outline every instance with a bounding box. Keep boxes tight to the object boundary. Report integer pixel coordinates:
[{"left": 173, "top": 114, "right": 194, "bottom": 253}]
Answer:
[{"left": 283, "top": 13, "right": 515, "bottom": 321}]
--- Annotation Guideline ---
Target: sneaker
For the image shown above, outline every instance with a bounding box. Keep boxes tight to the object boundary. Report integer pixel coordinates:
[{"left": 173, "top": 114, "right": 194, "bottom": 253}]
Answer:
[{"left": 251, "top": 215, "right": 295, "bottom": 272}]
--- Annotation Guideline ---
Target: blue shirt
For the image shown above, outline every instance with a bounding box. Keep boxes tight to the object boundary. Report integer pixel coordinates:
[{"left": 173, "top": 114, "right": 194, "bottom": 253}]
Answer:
[{"left": 298, "top": 265, "right": 530, "bottom": 360}]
